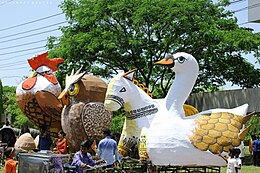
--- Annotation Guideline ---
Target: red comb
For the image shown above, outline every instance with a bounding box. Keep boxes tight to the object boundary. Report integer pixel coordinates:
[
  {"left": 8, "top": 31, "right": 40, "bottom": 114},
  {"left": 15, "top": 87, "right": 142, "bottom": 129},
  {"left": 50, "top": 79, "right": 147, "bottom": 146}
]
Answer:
[{"left": 28, "top": 52, "right": 64, "bottom": 72}]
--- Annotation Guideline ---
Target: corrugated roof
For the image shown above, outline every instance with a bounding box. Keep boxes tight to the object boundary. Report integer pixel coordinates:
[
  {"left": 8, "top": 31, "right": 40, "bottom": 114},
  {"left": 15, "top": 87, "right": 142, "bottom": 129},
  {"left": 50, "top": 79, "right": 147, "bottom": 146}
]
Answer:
[{"left": 186, "top": 88, "right": 260, "bottom": 113}]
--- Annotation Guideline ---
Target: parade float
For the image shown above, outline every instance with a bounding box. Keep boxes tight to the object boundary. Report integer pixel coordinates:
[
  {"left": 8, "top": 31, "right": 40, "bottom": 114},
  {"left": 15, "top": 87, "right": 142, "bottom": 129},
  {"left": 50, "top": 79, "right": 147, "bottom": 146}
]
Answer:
[
  {"left": 16, "top": 52, "right": 64, "bottom": 137},
  {"left": 104, "top": 69, "right": 161, "bottom": 159},
  {"left": 14, "top": 51, "right": 253, "bottom": 172},
  {"left": 147, "top": 52, "right": 252, "bottom": 166},
  {"left": 105, "top": 52, "right": 252, "bottom": 171},
  {"left": 104, "top": 70, "right": 198, "bottom": 160},
  {"left": 58, "top": 68, "right": 112, "bottom": 152},
  {"left": 16, "top": 53, "right": 112, "bottom": 153}
]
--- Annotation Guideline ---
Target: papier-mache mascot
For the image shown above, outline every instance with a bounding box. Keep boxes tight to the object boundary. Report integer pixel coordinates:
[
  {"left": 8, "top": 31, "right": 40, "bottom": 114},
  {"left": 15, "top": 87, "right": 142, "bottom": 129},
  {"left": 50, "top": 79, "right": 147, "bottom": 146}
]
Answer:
[
  {"left": 58, "top": 68, "right": 112, "bottom": 153},
  {"left": 16, "top": 52, "right": 64, "bottom": 137},
  {"left": 105, "top": 52, "right": 252, "bottom": 167},
  {"left": 104, "top": 68, "right": 199, "bottom": 160},
  {"left": 146, "top": 52, "right": 253, "bottom": 166},
  {"left": 16, "top": 53, "right": 113, "bottom": 154}
]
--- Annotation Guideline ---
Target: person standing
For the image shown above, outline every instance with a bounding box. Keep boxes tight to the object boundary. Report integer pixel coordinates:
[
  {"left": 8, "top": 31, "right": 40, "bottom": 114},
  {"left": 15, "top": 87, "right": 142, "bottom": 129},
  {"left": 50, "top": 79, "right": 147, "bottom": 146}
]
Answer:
[
  {"left": 38, "top": 125, "right": 52, "bottom": 150},
  {"left": 234, "top": 148, "right": 242, "bottom": 173},
  {"left": 1, "top": 120, "right": 16, "bottom": 147},
  {"left": 19, "top": 125, "right": 30, "bottom": 136},
  {"left": 98, "top": 128, "right": 119, "bottom": 171},
  {"left": 219, "top": 148, "right": 237, "bottom": 173},
  {"left": 4, "top": 147, "right": 17, "bottom": 173},
  {"left": 253, "top": 137, "right": 260, "bottom": 166},
  {"left": 249, "top": 135, "right": 256, "bottom": 155},
  {"left": 53, "top": 130, "right": 67, "bottom": 154}
]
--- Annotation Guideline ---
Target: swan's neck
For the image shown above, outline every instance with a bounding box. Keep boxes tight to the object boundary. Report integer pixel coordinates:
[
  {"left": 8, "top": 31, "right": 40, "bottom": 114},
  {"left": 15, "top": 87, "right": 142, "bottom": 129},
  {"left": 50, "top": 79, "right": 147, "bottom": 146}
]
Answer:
[{"left": 165, "top": 71, "right": 197, "bottom": 114}]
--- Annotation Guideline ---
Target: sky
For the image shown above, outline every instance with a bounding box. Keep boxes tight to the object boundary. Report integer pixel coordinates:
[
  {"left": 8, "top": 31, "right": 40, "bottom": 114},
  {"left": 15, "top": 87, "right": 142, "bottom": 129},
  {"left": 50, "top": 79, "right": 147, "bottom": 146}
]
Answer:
[
  {"left": 0, "top": 0, "right": 65, "bottom": 87},
  {"left": 0, "top": 0, "right": 259, "bottom": 89}
]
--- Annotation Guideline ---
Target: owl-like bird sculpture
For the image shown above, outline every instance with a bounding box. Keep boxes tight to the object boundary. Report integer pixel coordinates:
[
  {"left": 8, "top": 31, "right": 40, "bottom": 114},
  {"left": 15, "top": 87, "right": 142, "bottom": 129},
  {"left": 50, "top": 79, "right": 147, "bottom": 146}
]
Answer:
[
  {"left": 58, "top": 69, "right": 112, "bottom": 152},
  {"left": 16, "top": 52, "right": 64, "bottom": 137}
]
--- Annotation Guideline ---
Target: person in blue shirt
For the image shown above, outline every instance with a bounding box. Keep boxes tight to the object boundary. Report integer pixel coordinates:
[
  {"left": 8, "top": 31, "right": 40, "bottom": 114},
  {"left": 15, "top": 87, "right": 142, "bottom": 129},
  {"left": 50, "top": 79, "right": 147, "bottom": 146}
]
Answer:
[
  {"left": 98, "top": 128, "right": 119, "bottom": 171},
  {"left": 71, "top": 140, "right": 103, "bottom": 173},
  {"left": 253, "top": 138, "right": 260, "bottom": 166},
  {"left": 38, "top": 125, "right": 52, "bottom": 150}
]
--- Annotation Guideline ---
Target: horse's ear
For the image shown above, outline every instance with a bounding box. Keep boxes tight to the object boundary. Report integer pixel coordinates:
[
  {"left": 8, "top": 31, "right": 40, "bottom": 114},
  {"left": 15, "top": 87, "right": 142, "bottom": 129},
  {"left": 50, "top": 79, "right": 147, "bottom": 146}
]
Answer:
[{"left": 122, "top": 68, "right": 137, "bottom": 81}]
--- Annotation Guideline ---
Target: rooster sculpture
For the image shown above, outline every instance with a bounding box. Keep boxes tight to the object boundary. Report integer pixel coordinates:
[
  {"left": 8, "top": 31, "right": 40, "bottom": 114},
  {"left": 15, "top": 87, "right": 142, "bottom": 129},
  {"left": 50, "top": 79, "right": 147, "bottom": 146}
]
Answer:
[{"left": 16, "top": 52, "right": 64, "bottom": 137}]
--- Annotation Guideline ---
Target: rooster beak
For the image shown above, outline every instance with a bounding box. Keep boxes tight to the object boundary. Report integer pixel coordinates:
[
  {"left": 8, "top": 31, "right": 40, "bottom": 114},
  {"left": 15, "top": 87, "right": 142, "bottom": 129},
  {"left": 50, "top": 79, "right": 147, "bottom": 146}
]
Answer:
[{"left": 58, "top": 90, "right": 69, "bottom": 106}]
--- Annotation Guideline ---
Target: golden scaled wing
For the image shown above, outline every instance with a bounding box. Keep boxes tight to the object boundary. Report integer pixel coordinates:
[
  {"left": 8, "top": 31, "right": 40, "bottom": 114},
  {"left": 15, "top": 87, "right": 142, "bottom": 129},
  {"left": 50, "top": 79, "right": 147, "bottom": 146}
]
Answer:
[
  {"left": 183, "top": 104, "right": 199, "bottom": 117},
  {"left": 189, "top": 112, "right": 253, "bottom": 154}
]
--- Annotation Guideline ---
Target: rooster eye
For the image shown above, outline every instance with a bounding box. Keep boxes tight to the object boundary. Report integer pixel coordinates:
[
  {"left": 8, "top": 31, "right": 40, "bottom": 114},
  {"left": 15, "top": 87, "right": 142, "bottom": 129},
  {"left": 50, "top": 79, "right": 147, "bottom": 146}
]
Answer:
[
  {"left": 177, "top": 56, "right": 186, "bottom": 64},
  {"left": 68, "top": 83, "right": 80, "bottom": 96},
  {"left": 120, "top": 87, "right": 126, "bottom": 92}
]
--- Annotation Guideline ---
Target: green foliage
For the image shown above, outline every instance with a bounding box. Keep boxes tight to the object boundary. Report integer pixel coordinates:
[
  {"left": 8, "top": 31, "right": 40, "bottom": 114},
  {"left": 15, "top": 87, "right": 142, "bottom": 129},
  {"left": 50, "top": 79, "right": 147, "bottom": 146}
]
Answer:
[
  {"left": 2, "top": 86, "right": 35, "bottom": 128},
  {"left": 246, "top": 115, "right": 260, "bottom": 141},
  {"left": 48, "top": 0, "right": 260, "bottom": 98},
  {"left": 45, "top": 0, "right": 260, "bottom": 134},
  {"left": 0, "top": 80, "right": 3, "bottom": 126},
  {"left": 110, "top": 108, "right": 125, "bottom": 133}
]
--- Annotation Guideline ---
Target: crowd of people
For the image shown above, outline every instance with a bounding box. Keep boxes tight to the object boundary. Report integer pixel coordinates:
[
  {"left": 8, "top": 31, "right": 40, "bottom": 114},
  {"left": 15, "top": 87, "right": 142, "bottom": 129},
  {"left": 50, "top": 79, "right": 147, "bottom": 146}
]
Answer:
[
  {"left": 1, "top": 120, "right": 260, "bottom": 173},
  {"left": 1, "top": 122, "right": 119, "bottom": 173}
]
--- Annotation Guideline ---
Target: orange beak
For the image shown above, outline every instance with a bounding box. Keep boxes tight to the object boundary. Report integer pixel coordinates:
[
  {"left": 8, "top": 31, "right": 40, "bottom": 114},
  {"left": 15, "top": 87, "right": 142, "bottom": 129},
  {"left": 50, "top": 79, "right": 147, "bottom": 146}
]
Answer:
[
  {"left": 58, "top": 90, "right": 69, "bottom": 106},
  {"left": 154, "top": 58, "right": 174, "bottom": 65}
]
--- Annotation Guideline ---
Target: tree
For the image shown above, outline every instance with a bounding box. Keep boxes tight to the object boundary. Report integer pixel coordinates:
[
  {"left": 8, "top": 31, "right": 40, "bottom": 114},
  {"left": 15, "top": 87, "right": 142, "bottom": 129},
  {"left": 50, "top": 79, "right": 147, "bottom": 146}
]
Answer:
[
  {"left": 110, "top": 108, "right": 126, "bottom": 133},
  {"left": 245, "top": 114, "right": 260, "bottom": 144},
  {"left": 47, "top": 0, "right": 260, "bottom": 97},
  {"left": 2, "top": 86, "right": 35, "bottom": 128},
  {"left": 0, "top": 80, "right": 3, "bottom": 126}
]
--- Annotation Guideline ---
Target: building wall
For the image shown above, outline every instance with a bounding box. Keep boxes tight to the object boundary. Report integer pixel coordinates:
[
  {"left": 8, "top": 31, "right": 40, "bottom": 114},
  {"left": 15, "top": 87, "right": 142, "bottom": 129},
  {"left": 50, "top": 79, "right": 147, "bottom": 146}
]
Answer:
[
  {"left": 248, "top": 0, "right": 260, "bottom": 23},
  {"left": 186, "top": 88, "right": 260, "bottom": 113}
]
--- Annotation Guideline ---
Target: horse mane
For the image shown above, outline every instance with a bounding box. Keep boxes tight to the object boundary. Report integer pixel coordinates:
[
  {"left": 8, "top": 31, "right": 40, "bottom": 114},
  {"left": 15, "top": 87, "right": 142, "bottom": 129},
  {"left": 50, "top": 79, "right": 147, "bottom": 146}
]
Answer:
[{"left": 132, "top": 79, "right": 152, "bottom": 97}]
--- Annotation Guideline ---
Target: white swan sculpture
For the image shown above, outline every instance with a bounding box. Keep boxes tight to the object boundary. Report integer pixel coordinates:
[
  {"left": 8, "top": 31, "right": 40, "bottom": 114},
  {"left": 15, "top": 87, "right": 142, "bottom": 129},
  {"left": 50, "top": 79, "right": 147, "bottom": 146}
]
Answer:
[
  {"left": 104, "top": 69, "right": 199, "bottom": 159},
  {"left": 146, "top": 52, "right": 252, "bottom": 166}
]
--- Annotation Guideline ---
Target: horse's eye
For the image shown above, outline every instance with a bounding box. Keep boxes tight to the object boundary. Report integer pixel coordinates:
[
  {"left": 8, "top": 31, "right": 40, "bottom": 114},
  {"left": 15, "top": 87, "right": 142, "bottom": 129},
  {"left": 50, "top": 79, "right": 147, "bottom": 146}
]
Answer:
[{"left": 120, "top": 87, "right": 126, "bottom": 92}]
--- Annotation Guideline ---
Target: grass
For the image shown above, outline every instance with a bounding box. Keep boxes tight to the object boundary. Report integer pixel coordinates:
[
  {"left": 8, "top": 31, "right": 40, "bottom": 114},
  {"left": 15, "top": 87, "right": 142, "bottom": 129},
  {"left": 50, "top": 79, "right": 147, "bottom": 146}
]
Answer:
[
  {"left": 221, "top": 165, "right": 260, "bottom": 173},
  {"left": 220, "top": 146, "right": 260, "bottom": 173}
]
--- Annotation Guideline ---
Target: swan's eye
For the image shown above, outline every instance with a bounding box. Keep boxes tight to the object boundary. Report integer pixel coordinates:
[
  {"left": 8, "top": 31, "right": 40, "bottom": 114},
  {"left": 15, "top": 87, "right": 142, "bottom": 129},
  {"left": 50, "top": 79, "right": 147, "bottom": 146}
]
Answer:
[
  {"left": 120, "top": 87, "right": 126, "bottom": 92},
  {"left": 68, "top": 83, "right": 80, "bottom": 96},
  {"left": 177, "top": 56, "right": 186, "bottom": 64}
]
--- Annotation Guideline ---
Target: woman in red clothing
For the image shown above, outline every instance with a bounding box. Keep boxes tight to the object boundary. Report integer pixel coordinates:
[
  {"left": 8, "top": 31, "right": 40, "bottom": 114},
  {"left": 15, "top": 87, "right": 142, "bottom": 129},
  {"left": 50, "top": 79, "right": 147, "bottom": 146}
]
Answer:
[{"left": 53, "top": 130, "right": 67, "bottom": 154}]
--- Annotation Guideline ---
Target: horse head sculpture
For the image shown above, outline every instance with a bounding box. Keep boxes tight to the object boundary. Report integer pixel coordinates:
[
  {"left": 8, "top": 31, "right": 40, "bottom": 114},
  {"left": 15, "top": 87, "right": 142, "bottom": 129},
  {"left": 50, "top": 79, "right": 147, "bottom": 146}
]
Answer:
[{"left": 104, "top": 69, "right": 160, "bottom": 158}]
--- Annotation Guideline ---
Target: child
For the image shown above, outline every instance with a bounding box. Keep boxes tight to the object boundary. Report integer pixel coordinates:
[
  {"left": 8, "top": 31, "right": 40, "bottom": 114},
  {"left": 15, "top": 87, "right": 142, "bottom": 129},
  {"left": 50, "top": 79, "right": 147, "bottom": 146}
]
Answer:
[
  {"left": 219, "top": 148, "right": 237, "bottom": 173},
  {"left": 234, "top": 148, "right": 242, "bottom": 173},
  {"left": 4, "top": 147, "right": 17, "bottom": 173}
]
